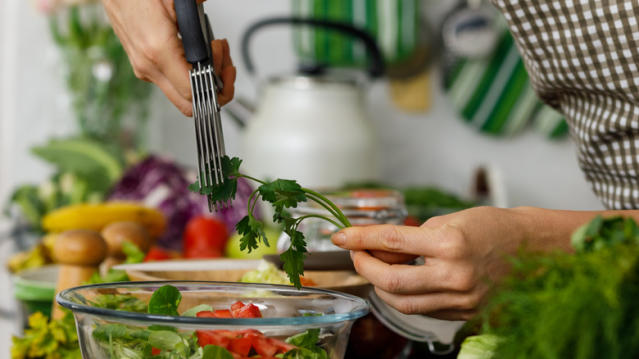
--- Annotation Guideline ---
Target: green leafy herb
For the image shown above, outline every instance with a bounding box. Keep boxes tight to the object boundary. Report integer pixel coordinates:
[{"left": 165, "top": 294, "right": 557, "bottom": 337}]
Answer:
[
  {"left": 148, "top": 285, "right": 182, "bottom": 316},
  {"left": 91, "top": 294, "right": 148, "bottom": 313},
  {"left": 122, "top": 241, "right": 146, "bottom": 264},
  {"left": 477, "top": 216, "right": 639, "bottom": 359},
  {"left": 181, "top": 304, "right": 213, "bottom": 317},
  {"left": 201, "top": 345, "right": 234, "bottom": 359},
  {"left": 571, "top": 215, "right": 639, "bottom": 252},
  {"left": 189, "top": 156, "right": 352, "bottom": 288},
  {"left": 285, "top": 328, "right": 321, "bottom": 348},
  {"left": 11, "top": 311, "right": 81, "bottom": 359},
  {"left": 282, "top": 329, "right": 328, "bottom": 359}
]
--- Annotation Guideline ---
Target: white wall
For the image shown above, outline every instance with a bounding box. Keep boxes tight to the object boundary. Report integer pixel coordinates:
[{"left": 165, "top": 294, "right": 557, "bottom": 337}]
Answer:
[{"left": 0, "top": 0, "right": 603, "bottom": 211}]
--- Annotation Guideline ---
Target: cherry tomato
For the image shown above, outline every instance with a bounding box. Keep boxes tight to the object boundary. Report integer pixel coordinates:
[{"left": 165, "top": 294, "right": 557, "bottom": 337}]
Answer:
[{"left": 183, "top": 216, "right": 229, "bottom": 258}]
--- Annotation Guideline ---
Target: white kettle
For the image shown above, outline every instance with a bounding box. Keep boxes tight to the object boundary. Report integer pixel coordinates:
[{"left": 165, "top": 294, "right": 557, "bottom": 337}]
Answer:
[{"left": 226, "top": 17, "right": 385, "bottom": 188}]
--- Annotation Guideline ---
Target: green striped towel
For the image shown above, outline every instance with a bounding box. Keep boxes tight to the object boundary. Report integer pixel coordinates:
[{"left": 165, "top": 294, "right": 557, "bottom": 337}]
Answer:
[
  {"left": 444, "top": 27, "right": 568, "bottom": 139},
  {"left": 291, "top": 0, "right": 418, "bottom": 66}
]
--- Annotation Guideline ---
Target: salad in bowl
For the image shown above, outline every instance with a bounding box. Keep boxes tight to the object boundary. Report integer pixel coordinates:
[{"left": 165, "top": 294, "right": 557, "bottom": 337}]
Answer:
[{"left": 57, "top": 281, "right": 369, "bottom": 359}]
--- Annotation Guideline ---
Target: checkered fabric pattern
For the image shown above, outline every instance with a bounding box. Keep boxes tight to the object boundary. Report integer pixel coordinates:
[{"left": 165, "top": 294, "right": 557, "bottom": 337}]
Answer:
[{"left": 492, "top": 0, "right": 639, "bottom": 209}]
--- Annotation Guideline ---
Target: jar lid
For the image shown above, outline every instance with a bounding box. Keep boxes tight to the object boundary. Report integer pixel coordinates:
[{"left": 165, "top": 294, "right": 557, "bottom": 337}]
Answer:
[{"left": 294, "top": 189, "right": 407, "bottom": 223}]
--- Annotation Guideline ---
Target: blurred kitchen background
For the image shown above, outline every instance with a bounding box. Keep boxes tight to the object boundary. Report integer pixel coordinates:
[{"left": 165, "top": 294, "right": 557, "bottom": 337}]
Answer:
[
  {"left": 0, "top": 0, "right": 602, "bottom": 211},
  {"left": 0, "top": 0, "right": 604, "bottom": 355}
]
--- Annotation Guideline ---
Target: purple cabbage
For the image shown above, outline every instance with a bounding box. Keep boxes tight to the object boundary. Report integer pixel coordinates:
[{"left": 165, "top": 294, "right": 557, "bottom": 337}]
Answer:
[{"left": 108, "top": 156, "right": 258, "bottom": 250}]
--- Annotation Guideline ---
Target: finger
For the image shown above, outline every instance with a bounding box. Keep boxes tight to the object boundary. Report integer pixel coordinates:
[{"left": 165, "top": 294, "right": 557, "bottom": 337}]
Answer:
[
  {"left": 369, "top": 250, "right": 418, "bottom": 265},
  {"left": 211, "top": 39, "right": 224, "bottom": 76},
  {"left": 351, "top": 251, "right": 451, "bottom": 294},
  {"left": 154, "top": 73, "right": 193, "bottom": 116},
  {"left": 332, "top": 224, "right": 456, "bottom": 257},
  {"left": 220, "top": 38, "right": 233, "bottom": 68},
  {"left": 153, "top": 36, "right": 193, "bottom": 103},
  {"left": 374, "top": 287, "right": 482, "bottom": 316},
  {"left": 218, "top": 65, "right": 236, "bottom": 105},
  {"left": 163, "top": 0, "right": 209, "bottom": 22}
]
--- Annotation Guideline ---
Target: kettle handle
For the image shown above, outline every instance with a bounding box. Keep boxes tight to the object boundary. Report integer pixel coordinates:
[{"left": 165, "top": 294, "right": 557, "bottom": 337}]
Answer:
[{"left": 241, "top": 17, "right": 385, "bottom": 79}]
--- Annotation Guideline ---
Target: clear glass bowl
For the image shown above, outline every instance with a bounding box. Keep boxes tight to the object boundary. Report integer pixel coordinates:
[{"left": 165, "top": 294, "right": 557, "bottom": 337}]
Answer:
[{"left": 57, "top": 281, "right": 369, "bottom": 359}]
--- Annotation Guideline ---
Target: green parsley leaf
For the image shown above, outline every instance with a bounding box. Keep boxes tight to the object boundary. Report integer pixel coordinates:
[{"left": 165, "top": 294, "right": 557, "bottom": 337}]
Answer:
[
  {"left": 258, "top": 179, "right": 307, "bottom": 211},
  {"left": 280, "top": 229, "right": 308, "bottom": 288},
  {"left": 148, "top": 285, "right": 182, "bottom": 316},
  {"left": 236, "top": 215, "right": 268, "bottom": 253}
]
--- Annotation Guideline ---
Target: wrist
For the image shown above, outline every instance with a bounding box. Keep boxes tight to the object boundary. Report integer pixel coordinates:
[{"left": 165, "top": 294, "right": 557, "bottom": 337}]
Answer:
[{"left": 508, "top": 206, "right": 574, "bottom": 252}]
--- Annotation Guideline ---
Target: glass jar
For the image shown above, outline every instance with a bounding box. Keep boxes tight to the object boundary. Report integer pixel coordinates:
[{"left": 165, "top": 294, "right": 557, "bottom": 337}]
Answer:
[{"left": 277, "top": 189, "right": 408, "bottom": 252}]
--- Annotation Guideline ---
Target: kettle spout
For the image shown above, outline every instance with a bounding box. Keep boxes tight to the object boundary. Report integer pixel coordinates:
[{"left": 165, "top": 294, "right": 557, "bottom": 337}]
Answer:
[{"left": 223, "top": 97, "right": 254, "bottom": 128}]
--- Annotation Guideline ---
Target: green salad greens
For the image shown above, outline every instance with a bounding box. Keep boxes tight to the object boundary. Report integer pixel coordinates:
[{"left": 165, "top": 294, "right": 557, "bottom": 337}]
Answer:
[
  {"left": 189, "top": 156, "right": 352, "bottom": 288},
  {"left": 469, "top": 215, "right": 639, "bottom": 359}
]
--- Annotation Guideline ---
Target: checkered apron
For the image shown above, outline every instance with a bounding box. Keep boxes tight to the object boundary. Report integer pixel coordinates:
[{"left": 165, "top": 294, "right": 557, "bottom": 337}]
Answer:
[{"left": 492, "top": 0, "right": 639, "bottom": 209}]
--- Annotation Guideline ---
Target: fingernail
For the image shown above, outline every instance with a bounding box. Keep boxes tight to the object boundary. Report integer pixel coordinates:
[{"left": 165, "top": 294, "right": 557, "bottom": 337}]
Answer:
[
  {"left": 333, "top": 232, "right": 346, "bottom": 245},
  {"left": 350, "top": 250, "right": 354, "bottom": 260}
]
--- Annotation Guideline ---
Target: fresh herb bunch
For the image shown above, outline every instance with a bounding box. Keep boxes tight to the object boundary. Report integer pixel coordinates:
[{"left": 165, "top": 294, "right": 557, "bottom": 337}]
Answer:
[
  {"left": 475, "top": 216, "right": 639, "bottom": 359},
  {"left": 189, "top": 156, "right": 352, "bottom": 288}
]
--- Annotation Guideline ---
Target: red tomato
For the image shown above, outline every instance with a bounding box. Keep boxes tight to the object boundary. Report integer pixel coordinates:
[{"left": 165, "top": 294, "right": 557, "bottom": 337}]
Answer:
[
  {"left": 196, "top": 311, "right": 216, "bottom": 318},
  {"left": 232, "top": 303, "right": 262, "bottom": 318},
  {"left": 270, "top": 337, "right": 296, "bottom": 353},
  {"left": 214, "top": 309, "right": 233, "bottom": 318},
  {"left": 151, "top": 347, "right": 162, "bottom": 355},
  {"left": 247, "top": 333, "right": 278, "bottom": 357},
  {"left": 228, "top": 337, "right": 253, "bottom": 356},
  {"left": 230, "top": 301, "right": 245, "bottom": 313},
  {"left": 183, "top": 216, "right": 229, "bottom": 258},
  {"left": 196, "top": 330, "right": 232, "bottom": 348},
  {"left": 144, "top": 247, "right": 172, "bottom": 262}
]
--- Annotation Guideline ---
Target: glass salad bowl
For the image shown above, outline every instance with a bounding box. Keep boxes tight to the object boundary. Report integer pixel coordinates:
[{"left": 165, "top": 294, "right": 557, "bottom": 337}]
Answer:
[{"left": 57, "top": 281, "right": 369, "bottom": 359}]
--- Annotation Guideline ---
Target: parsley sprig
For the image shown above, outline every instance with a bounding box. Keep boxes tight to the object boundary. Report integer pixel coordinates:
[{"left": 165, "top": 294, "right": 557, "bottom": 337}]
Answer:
[{"left": 189, "top": 156, "right": 351, "bottom": 288}]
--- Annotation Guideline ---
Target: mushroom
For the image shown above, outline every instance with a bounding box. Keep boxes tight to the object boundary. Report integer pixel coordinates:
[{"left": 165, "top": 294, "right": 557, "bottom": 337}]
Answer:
[
  {"left": 99, "top": 222, "right": 152, "bottom": 276},
  {"left": 52, "top": 229, "right": 107, "bottom": 319}
]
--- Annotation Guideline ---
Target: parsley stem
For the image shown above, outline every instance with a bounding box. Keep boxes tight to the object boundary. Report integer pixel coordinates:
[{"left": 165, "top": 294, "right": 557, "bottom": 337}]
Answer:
[
  {"left": 293, "top": 214, "right": 346, "bottom": 230},
  {"left": 304, "top": 193, "right": 346, "bottom": 226},
  {"left": 236, "top": 173, "right": 267, "bottom": 185},
  {"left": 303, "top": 189, "right": 352, "bottom": 227}
]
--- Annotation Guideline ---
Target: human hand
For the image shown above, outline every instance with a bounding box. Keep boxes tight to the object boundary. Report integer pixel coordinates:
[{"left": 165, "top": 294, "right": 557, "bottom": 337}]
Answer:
[
  {"left": 331, "top": 206, "right": 532, "bottom": 321},
  {"left": 103, "top": 0, "right": 236, "bottom": 116}
]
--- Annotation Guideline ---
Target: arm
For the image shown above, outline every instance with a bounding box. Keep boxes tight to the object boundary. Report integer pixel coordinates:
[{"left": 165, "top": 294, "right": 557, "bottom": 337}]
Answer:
[
  {"left": 332, "top": 206, "right": 635, "bottom": 320},
  {"left": 102, "top": 0, "right": 236, "bottom": 116}
]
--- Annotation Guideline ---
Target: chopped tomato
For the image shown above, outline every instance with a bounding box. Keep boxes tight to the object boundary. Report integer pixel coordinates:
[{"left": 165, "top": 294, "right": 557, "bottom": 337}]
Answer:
[
  {"left": 196, "top": 330, "right": 232, "bottom": 348},
  {"left": 214, "top": 309, "right": 233, "bottom": 318},
  {"left": 151, "top": 347, "right": 162, "bottom": 355},
  {"left": 236, "top": 329, "right": 262, "bottom": 336},
  {"left": 230, "top": 301, "right": 245, "bottom": 312},
  {"left": 234, "top": 303, "right": 262, "bottom": 318},
  {"left": 196, "top": 310, "right": 216, "bottom": 318},
  {"left": 299, "top": 276, "right": 317, "bottom": 286},
  {"left": 196, "top": 309, "right": 233, "bottom": 318},
  {"left": 144, "top": 246, "right": 172, "bottom": 262},
  {"left": 269, "top": 337, "right": 296, "bottom": 353},
  {"left": 228, "top": 337, "right": 253, "bottom": 356},
  {"left": 247, "top": 333, "right": 278, "bottom": 357}
]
